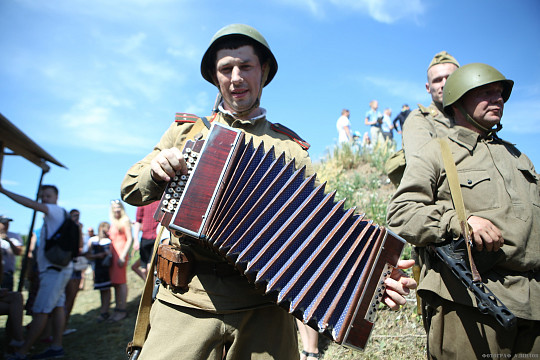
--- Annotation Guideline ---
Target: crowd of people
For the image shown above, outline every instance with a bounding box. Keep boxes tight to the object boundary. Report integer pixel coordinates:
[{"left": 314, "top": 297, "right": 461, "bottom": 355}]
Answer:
[
  {"left": 1, "top": 23, "right": 538, "bottom": 360},
  {"left": 0, "top": 185, "right": 155, "bottom": 359},
  {"left": 336, "top": 100, "right": 412, "bottom": 152}
]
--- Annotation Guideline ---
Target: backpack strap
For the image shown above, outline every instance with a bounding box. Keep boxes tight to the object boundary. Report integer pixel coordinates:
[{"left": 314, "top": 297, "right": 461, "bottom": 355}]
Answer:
[{"left": 270, "top": 123, "right": 310, "bottom": 150}]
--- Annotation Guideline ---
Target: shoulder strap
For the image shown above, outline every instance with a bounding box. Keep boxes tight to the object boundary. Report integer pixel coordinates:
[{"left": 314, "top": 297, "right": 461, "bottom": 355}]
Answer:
[
  {"left": 270, "top": 123, "right": 310, "bottom": 150},
  {"left": 127, "top": 225, "right": 165, "bottom": 359},
  {"left": 438, "top": 138, "right": 482, "bottom": 282},
  {"left": 175, "top": 112, "right": 198, "bottom": 123}
]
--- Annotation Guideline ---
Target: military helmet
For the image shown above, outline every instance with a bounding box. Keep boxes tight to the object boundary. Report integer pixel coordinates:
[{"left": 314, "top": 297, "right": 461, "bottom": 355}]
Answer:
[
  {"left": 200, "top": 24, "right": 278, "bottom": 87},
  {"left": 443, "top": 63, "right": 514, "bottom": 112}
]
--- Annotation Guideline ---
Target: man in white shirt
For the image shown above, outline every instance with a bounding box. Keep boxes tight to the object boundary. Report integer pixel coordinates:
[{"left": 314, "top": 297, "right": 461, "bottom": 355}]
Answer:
[{"left": 336, "top": 108, "right": 352, "bottom": 144}]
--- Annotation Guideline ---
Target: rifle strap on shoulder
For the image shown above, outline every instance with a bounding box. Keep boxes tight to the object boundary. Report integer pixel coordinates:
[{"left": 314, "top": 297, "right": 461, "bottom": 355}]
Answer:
[
  {"left": 438, "top": 138, "right": 482, "bottom": 282},
  {"left": 127, "top": 225, "right": 164, "bottom": 359}
]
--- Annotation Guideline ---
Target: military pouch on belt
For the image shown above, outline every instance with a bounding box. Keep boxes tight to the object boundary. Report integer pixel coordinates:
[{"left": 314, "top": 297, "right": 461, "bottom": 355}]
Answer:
[{"left": 156, "top": 244, "right": 193, "bottom": 290}]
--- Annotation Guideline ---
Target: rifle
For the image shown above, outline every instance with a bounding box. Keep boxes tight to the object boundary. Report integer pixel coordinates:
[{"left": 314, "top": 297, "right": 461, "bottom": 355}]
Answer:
[{"left": 430, "top": 237, "right": 516, "bottom": 330}]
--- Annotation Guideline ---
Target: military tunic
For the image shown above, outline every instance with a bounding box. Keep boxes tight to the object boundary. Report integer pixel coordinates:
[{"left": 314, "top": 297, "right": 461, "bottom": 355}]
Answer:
[
  {"left": 121, "top": 110, "right": 314, "bottom": 359},
  {"left": 387, "top": 125, "right": 540, "bottom": 356},
  {"left": 402, "top": 101, "right": 454, "bottom": 162}
]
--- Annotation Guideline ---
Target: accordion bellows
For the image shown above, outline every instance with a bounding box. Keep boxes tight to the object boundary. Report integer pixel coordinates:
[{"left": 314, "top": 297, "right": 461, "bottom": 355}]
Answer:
[{"left": 154, "top": 123, "right": 405, "bottom": 350}]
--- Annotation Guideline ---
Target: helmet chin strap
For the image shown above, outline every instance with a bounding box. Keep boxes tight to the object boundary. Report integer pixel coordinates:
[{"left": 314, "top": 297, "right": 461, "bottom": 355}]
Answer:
[
  {"left": 456, "top": 104, "right": 502, "bottom": 137},
  {"left": 219, "top": 64, "right": 270, "bottom": 120}
]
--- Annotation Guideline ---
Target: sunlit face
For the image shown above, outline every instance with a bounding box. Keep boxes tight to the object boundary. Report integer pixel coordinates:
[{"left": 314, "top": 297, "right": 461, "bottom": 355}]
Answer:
[
  {"left": 215, "top": 45, "right": 263, "bottom": 116},
  {"left": 460, "top": 82, "right": 505, "bottom": 129},
  {"left": 40, "top": 188, "right": 58, "bottom": 204},
  {"left": 426, "top": 63, "right": 459, "bottom": 104},
  {"left": 112, "top": 203, "right": 123, "bottom": 219},
  {"left": 0, "top": 222, "right": 8, "bottom": 232}
]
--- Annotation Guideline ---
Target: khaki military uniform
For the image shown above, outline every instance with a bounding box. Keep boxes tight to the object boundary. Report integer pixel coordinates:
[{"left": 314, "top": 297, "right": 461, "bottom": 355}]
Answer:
[
  {"left": 121, "top": 110, "right": 314, "bottom": 359},
  {"left": 388, "top": 126, "right": 540, "bottom": 357},
  {"left": 402, "top": 102, "right": 454, "bottom": 162}
]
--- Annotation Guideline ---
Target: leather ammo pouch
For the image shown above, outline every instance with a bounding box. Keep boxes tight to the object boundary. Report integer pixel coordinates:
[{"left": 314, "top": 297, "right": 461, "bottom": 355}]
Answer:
[{"left": 156, "top": 244, "right": 193, "bottom": 290}]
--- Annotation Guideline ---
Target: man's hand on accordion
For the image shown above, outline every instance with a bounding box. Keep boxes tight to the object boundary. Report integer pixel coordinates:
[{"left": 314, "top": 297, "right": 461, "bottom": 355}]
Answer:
[
  {"left": 382, "top": 259, "right": 417, "bottom": 310},
  {"left": 150, "top": 148, "right": 188, "bottom": 183}
]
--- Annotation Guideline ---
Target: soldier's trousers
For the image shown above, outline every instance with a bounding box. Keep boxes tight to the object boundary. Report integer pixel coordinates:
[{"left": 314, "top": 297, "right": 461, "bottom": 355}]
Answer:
[
  {"left": 425, "top": 295, "right": 540, "bottom": 359},
  {"left": 139, "top": 299, "right": 299, "bottom": 360}
]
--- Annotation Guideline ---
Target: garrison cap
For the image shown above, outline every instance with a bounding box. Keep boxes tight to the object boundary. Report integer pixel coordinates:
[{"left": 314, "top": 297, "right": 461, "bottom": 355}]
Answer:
[{"left": 428, "top": 51, "right": 460, "bottom": 70}]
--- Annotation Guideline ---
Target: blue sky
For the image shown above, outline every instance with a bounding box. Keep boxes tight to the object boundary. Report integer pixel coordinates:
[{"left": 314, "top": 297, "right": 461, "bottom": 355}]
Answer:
[{"left": 1, "top": 0, "right": 539, "bottom": 238}]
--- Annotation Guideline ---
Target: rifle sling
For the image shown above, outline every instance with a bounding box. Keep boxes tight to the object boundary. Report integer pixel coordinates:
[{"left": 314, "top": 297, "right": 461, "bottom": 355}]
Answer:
[{"left": 438, "top": 138, "right": 482, "bottom": 282}]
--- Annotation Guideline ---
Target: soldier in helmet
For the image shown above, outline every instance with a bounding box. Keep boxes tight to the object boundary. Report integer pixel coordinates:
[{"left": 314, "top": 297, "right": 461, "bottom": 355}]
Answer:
[
  {"left": 121, "top": 24, "right": 416, "bottom": 359},
  {"left": 402, "top": 51, "right": 460, "bottom": 162},
  {"left": 387, "top": 63, "right": 540, "bottom": 358}
]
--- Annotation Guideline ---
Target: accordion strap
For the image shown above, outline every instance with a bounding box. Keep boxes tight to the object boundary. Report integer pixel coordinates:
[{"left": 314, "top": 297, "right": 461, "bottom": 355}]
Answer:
[{"left": 127, "top": 116, "right": 210, "bottom": 359}]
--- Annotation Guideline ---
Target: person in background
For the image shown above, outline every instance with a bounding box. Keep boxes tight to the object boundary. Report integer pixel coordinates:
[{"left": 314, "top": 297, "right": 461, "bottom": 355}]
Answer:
[
  {"left": 108, "top": 200, "right": 133, "bottom": 322},
  {"left": 0, "top": 243, "right": 25, "bottom": 351},
  {"left": 86, "top": 221, "right": 113, "bottom": 322},
  {"left": 402, "top": 51, "right": 460, "bottom": 162},
  {"left": 79, "top": 226, "right": 95, "bottom": 290},
  {"left": 62, "top": 209, "right": 84, "bottom": 336},
  {"left": 0, "top": 184, "right": 73, "bottom": 360},
  {"left": 297, "top": 320, "right": 320, "bottom": 359},
  {"left": 336, "top": 108, "right": 352, "bottom": 144},
  {"left": 131, "top": 202, "right": 160, "bottom": 281},
  {"left": 392, "top": 104, "right": 411, "bottom": 135},
  {"left": 364, "top": 100, "right": 382, "bottom": 145},
  {"left": 380, "top": 108, "right": 394, "bottom": 142},
  {"left": 0, "top": 215, "right": 23, "bottom": 291}
]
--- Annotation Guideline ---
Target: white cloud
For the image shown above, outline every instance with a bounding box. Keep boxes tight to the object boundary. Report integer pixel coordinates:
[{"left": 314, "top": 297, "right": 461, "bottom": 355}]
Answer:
[
  {"left": 273, "top": 0, "right": 425, "bottom": 23},
  {"left": 118, "top": 32, "right": 148, "bottom": 55},
  {"left": 58, "top": 93, "right": 155, "bottom": 153}
]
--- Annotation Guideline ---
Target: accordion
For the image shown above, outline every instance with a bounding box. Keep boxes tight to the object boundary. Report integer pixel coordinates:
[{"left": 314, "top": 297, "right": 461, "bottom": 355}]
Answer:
[{"left": 154, "top": 122, "right": 405, "bottom": 350}]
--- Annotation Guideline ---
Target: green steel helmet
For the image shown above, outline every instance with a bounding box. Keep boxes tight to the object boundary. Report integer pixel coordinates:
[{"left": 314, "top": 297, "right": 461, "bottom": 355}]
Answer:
[
  {"left": 200, "top": 24, "right": 278, "bottom": 87},
  {"left": 443, "top": 63, "right": 514, "bottom": 113}
]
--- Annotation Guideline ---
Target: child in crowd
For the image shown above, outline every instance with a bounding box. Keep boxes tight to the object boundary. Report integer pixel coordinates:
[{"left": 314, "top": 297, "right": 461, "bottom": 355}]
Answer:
[{"left": 86, "top": 222, "right": 112, "bottom": 322}]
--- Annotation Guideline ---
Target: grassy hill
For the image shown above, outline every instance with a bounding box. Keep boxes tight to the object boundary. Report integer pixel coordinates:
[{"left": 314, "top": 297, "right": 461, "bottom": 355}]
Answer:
[
  {"left": 311, "top": 141, "right": 426, "bottom": 359},
  {"left": 1, "top": 141, "right": 426, "bottom": 359}
]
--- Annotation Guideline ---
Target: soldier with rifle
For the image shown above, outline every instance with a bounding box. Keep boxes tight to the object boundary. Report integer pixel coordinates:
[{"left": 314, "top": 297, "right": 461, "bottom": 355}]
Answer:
[{"left": 387, "top": 63, "right": 540, "bottom": 358}]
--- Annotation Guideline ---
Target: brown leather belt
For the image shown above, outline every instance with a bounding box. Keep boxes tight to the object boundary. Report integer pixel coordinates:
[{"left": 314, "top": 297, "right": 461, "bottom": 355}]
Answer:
[{"left": 194, "top": 261, "right": 239, "bottom": 277}]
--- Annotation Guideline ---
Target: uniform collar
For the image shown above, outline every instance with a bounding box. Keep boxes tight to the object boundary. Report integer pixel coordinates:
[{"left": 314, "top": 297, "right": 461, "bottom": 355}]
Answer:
[
  {"left": 218, "top": 102, "right": 267, "bottom": 127},
  {"left": 448, "top": 125, "right": 506, "bottom": 152},
  {"left": 448, "top": 126, "right": 482, "bottom": 152}
]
